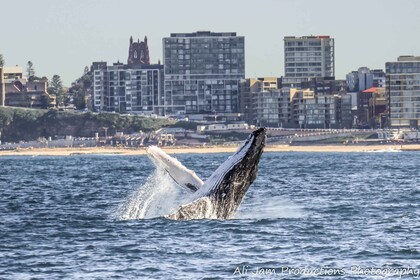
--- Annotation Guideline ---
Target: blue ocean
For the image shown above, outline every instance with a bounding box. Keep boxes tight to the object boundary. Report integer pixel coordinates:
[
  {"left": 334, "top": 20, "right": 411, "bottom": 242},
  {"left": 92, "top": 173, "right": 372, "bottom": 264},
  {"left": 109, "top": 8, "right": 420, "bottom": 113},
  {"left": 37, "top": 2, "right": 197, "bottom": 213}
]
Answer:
[{"left": 0, "top": 152, "right": 419, "bottom": 279}]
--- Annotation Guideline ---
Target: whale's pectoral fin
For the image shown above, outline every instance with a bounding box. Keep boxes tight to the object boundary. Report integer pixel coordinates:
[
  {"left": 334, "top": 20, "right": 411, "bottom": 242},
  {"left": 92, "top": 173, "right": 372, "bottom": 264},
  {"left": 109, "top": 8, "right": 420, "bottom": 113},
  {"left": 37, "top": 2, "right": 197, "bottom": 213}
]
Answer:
[
  {"left": 146, "top": 146, "right": 204, "bottom": 192},
  {"left": 164, "top": 170, "right": 199, "bottom": 192}
]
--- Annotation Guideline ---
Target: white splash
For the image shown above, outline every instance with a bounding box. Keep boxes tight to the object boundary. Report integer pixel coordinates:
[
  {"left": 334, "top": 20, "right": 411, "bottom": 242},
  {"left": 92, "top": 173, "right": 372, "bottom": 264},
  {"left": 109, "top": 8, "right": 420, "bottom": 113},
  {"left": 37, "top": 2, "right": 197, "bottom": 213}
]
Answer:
[
  {"left": 117, "top": 169, "right": 190, "bottom": 220},
  {"left": 236, "top": 198, "right": 306, "bottom": 220},
  {"left": 364, "top": 147, "right": 401, "bottom": 153}
]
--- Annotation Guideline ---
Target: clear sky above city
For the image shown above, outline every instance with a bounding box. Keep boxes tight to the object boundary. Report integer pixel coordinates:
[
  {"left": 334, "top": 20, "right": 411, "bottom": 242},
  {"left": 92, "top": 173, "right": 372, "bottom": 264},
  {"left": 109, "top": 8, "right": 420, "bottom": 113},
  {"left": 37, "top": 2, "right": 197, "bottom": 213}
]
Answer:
[{"left": 1, "top": 0, "right": 419, "bottom": 86}]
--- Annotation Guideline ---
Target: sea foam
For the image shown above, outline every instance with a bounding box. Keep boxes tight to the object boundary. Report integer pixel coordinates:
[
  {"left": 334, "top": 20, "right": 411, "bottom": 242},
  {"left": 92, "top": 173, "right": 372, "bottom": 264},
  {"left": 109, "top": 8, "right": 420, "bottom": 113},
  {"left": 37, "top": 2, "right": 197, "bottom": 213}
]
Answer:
[
  {"left": 236, "top": 197, "right": 306, "bottom": 220},
  {"left": 117, "top": 168, "right": 190, "bottom": 220}
]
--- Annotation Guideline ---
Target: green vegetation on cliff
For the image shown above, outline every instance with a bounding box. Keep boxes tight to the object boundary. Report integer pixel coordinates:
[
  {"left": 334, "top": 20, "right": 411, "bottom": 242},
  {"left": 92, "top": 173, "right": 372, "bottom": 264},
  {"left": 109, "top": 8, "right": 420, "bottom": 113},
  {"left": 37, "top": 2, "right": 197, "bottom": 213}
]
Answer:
[{"left": 0, "top": 107, "right": 176, "bottom": 142}]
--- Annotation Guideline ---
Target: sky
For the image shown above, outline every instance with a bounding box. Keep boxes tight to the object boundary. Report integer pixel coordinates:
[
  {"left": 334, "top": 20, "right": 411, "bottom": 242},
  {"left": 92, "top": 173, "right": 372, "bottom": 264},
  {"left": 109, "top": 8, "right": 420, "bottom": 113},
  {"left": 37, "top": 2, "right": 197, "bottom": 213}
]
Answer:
[{"left": 1, "top": 0, "right": 420, "bottom": 86}]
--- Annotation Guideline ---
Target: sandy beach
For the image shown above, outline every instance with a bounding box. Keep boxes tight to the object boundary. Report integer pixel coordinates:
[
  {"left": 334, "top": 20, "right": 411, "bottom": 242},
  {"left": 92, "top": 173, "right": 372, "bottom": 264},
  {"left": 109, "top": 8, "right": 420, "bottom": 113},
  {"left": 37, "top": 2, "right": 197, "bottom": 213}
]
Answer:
[{"left": 0, "top": 144, "right": 419, "bottom": 156}]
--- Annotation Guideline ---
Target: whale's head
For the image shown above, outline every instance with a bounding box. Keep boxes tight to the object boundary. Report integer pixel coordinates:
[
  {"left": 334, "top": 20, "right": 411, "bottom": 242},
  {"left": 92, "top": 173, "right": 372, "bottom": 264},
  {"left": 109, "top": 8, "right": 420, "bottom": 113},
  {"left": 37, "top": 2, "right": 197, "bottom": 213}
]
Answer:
[
  {"left": 233, "top": 127, "right": 266, "bottom": 173},
  {"left": 244, "top": 127, "right": 266, "bottom": 160},
  {"left": 203, "top": 127, "right": 267, "bottom": 218}
]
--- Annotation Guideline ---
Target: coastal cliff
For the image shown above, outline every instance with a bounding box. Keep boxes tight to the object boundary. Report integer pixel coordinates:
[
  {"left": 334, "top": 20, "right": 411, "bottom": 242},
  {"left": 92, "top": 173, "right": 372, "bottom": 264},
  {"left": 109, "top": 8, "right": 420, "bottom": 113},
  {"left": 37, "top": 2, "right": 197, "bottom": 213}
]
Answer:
[{"left": 0, "top": 107, "right": 175, "bottom": 142}]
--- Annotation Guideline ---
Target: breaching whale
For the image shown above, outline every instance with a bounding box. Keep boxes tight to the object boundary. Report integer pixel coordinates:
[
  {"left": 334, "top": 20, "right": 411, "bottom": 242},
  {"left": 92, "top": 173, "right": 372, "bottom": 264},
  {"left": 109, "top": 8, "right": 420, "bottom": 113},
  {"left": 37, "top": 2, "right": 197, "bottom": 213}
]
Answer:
[{"left": 146, "top": 128, "right": 266, "bottom": 220}]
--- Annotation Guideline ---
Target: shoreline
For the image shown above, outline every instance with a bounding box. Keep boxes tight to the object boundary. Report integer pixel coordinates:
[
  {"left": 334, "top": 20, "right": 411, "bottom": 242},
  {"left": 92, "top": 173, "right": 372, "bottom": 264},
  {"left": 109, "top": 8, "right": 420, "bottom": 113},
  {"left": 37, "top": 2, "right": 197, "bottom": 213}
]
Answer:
[{"left": 0, "top": 144, "right": 419, "bottom": 156}]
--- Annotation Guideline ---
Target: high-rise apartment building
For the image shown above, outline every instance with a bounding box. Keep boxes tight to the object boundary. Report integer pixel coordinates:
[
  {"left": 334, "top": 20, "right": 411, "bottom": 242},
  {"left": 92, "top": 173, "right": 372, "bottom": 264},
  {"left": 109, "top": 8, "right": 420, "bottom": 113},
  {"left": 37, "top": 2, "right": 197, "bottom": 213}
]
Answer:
[
  {"left": 284, "top": 36, "right": 334, "bottom": 86},
  {"left": 163, "top": 31, "right": 245, "bottom": 115},
  {"left": 386, "top": 56, "right": 420, "bottom": 128},
  {"left": 92, "top": 36, "right": 165, "bottom": 114},
  {"left": 92, "top": 62, "right": 164, "bottom": 114}
]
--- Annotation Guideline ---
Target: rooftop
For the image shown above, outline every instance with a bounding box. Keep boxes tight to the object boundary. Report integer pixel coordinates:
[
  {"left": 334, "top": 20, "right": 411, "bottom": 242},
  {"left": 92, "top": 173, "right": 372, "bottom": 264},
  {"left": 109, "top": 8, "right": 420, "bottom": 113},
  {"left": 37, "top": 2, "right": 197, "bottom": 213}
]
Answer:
[
  {"left": 362, "top": 87, "right": 386, "bottom": 94},
  {"left": 2, "top": 66, "right": 23, "bottom": 74},
  {"left": 397, "top": 56, "right": 420, "bottom": 62},
  {"left": 169, "top": 31, "right": 238, "bottom": 38},
  {"left": 362, "top": 87, "right": 379, "bottom": 93},
  {"left": 284, "top": 35, "right": 331, "bottom": 40}
]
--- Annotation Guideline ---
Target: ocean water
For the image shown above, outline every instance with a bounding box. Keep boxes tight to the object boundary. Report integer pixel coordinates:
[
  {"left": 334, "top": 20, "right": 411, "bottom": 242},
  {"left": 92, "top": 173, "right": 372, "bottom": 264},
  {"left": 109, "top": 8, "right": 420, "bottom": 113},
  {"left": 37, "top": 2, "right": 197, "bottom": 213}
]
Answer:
[{"left": 0, "top": 152, "right": 419, "bottom": 279}]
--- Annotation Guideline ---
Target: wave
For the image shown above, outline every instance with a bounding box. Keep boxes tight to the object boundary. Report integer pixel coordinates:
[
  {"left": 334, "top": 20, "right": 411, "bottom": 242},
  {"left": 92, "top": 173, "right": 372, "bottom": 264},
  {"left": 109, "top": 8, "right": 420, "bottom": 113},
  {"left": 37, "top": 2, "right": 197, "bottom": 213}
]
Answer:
[
  {"left": 236, "top": 198, "right": 306, "bottom": 220},
  {"left": 364, "top": 148, "right": 401, "bottom": 153}
]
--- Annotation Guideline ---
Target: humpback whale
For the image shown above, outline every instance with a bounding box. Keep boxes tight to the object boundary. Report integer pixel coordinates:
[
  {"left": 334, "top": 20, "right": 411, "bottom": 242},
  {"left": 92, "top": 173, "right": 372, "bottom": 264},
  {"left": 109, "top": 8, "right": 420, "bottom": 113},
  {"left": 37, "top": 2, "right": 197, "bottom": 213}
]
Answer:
[{"left": 146, "top": 128, "right": 266, "bottom": 220}]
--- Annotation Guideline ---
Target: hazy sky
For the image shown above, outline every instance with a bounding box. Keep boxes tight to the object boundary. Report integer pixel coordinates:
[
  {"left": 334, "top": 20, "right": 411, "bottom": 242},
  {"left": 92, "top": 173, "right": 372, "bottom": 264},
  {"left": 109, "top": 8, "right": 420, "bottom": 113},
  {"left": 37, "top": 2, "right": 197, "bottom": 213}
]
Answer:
[{"left": 1, "top": 0, "right": 419, "bottom": 86}]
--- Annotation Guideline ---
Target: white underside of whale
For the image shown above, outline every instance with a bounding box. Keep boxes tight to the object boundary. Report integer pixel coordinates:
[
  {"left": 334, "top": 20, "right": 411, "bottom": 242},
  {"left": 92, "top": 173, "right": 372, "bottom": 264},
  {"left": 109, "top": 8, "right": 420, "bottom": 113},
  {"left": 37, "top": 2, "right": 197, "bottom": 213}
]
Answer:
[
  {"left": 146, "top": 146, "right": 204, "bottom": 191},
  {"left": 146, "top": 136, "right": 252, "bottom": 197}
]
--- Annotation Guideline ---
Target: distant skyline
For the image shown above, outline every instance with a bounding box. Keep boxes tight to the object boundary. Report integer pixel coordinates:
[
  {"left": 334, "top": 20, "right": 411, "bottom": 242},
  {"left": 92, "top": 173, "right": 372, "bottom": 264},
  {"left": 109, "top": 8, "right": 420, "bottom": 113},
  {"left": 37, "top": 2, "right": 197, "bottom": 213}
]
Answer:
[{"left": 1, "top": 0, "right": 420, "bottom": 86}]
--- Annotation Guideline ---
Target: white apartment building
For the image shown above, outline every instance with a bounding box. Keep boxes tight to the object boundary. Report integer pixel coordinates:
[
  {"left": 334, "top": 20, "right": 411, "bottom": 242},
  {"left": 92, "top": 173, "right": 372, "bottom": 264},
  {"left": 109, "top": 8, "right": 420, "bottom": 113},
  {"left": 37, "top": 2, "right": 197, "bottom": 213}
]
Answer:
[
  {"left": 284, "top": 36, "right": 335, "bottom": 86},
  {"left": 92, "top": 63, "right": 164, "bottom": 114},
  {"left": 386, "top": 55, "right": 420, "bottom": 128}
]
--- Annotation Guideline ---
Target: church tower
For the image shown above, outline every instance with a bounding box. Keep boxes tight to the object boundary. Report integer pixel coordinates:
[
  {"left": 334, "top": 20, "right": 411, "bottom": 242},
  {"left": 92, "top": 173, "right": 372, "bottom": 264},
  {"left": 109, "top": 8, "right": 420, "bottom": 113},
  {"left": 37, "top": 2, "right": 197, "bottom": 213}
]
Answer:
[{"left": 128, "top": 35, "right": 150, "bottom": 66}]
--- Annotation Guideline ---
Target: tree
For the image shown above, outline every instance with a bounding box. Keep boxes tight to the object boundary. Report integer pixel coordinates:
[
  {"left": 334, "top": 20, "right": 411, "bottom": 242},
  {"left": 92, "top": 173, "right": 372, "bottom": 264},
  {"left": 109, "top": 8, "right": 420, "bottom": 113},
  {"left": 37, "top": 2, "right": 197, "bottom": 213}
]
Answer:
[
  {"left": 67, "top": 66, "right": 93, "bottom": 110},
  {"left": 48, "top": 75, "right": 65, "bottom": 107},
  {"left": 81, "top": 66, "right": 92, "bottom": 88},
  {"left": 0, "top": 54, "right": 4, "bottom": 67},
  {"left": 27, "top": 61, "right": 36, "bottom": 81},
  {"left": 40, "top": 93, "right": 54, "bottom": 109},
  {"left": 73, "top": 88, "right": 86, "bottom": 110},
  {"left": 84, "top": 66, "right": 89, "bottom": 75}
]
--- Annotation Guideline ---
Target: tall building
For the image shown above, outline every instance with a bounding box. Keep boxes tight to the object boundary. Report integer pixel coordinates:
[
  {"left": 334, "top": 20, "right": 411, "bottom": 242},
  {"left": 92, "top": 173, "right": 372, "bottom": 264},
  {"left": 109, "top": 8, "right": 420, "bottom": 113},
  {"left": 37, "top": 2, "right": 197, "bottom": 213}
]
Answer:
[
  {"left": 92, "top": 36, "right": 165, "bottom": 114},
  {"left": 283, "top": 36, "right": 334, "bottom": 86},
  {"left": 92, "top": 62, "right": 164, "bottom": 114},
  {"left": 163, "top": 31, "right": 245, "bottom": 115},
  {"left": 386, "top": 56, "right": 420, "bottom": 128},
  {"left": 346, "top": 67, "right": 385, "bottom": 92},
  {"left": 0, "top": 67, "right": 5, "bottom": 106}
]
